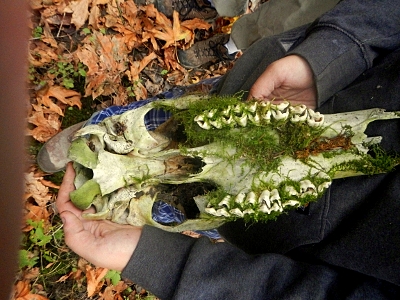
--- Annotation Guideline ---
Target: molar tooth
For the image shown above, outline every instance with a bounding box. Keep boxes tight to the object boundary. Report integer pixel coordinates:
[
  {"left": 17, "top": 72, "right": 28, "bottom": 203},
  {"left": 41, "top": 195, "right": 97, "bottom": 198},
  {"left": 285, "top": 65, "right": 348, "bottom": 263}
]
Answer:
[
  {"left": 209, "top": 119, "right": 223, "bottom": 129},
  {"left": 206, "top": 108, "right": 217, "bottom": 118},
  {"left": 194, "top": 115, "right": 211, "bottom": 130},
  {"left": 221, "top": 115, "right": 234, "bottom": 125},
  {"left": 318, "top": 181, "right": 332, "bottom": 193},
  {"left": 205, "top": 207, "right": 217, "bottom": 216},
  {"left": 271, "top": 201, "right": 283, "bottom": 212},
  {"left": 285, "top": 186, "right": 298, "bottom": 197},
  {"left": 270, "top": 189, "right": 280, "bottom": 202},
  {"left": 229, "top": 208, "right": 244, "bottom": 217},
  {"left": 221, "top": 106, "right": 231, "bottom": 116},
  {"left": 215, "top": 208, "right": 230, "bottom": 217},
  {"left": 276, "top": 101, "right": 290, "bottom": 111},
  {"left": 234, "top": 114, "right": 248, "bottom": 127},
  {"left": 299, "top": 180, "right": 316, "bottom": 193},
  {"left": 259, "top": 204, "right": 271, "bottom": 214},
  {"left": 283, "top": 200, "right": 300, "bottom": 207},
  {"left": 243, "top": 208, "right": 255, "bottom": 215},
  {"left": 262, "top": 110, "right": 271, "bottom": 122},
  {"left": 218, "top": 195, "right": 231, "bottom": 207},
  {"left": 194, "top": 114, "right": 205, "bottom": 122},
  {"left": 291, "top": 113, "right": 308, "bottom": 123},
  {"left": 289, "top": 104, "right": 307, "bottom": 114},
  {"left": 248, "top": 112, "right": 261, "bottom": 125},
  {"left": 233, "top": 104, "right": 243, "bottom": 113},
  {"left": 235, "top": 193, "right": 246, "bottom": 204},
  {"left": 299, "top": 180, "right": 317, "bottom": 197},
  {"left": 307, "top": 110, "right": 324, "bottom": 127},
  {"left": 197, "top": 119, "right": 211, "bottom": 130},
  {"left": 259, "top": 190, "right": 271, "bottom": 207},
  {"left": 247, "top": 102, "right": 258, "bottom": 113},
  {"left": 271, "top": 109, "right": 289, "bottom": 121},
  {"left": 246, "top": 191, "right": 257, "bottom": 205}
]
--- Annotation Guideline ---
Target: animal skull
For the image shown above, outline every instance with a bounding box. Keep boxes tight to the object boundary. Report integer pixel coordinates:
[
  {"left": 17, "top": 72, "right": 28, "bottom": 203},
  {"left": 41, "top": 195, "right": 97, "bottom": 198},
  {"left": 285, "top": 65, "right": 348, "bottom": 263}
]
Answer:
[{"left": 68, "top": 95, "right": 400, "bottom": 232}]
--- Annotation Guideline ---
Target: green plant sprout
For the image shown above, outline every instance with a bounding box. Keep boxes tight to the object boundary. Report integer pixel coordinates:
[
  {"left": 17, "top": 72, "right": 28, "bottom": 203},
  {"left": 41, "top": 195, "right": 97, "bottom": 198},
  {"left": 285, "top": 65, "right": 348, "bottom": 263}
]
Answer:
[
  {"left": 19, "top": 217, "right": 78, "bottom": 288},
  {"left": 32, "top": 26, "right": 43, "bottom": 39},
  {"left": 67, "top": 94, "right": 400, "bottom": 232}
]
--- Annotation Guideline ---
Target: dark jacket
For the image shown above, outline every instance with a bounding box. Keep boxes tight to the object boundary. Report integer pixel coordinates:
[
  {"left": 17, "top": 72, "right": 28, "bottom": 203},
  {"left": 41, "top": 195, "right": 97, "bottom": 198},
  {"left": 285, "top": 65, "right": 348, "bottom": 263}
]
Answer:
[{"left": 122, "top": 1, "right": 400, "bottom": 298}]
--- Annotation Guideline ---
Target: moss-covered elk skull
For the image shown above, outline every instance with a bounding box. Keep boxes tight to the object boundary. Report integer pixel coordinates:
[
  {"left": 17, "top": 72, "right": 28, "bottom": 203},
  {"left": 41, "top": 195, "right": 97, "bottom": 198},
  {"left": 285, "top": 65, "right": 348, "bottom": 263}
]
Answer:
[{"left": 68, "top": 95, "right": 400, "bottom": 232}]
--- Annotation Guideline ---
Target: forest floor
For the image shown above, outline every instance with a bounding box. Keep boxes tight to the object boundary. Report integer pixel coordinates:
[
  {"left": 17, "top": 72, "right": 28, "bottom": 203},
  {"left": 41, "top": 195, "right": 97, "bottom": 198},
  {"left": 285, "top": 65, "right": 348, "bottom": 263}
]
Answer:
[{"left": 14, "top": 0, "right": 246, "bottom": 299}]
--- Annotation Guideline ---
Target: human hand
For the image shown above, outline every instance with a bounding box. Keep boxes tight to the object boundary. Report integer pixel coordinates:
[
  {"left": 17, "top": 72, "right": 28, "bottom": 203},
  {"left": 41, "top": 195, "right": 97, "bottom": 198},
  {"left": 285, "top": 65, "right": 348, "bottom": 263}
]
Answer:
[
  {"left": 248, "top": 55, "right": 317, "bottom": 109},
  {"left": 57, "top": 163, "right": 142, "bottom": 271}
]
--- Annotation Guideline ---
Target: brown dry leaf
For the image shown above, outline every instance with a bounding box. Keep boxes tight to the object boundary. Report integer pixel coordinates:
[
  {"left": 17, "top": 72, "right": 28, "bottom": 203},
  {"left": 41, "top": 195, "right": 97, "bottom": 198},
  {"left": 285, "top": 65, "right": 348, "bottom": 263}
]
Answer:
[
  {"left": 37, "top": 85, "right": 82, "bottom": 116},
  {"left": 27, "top": 106, "right": 61, "bottom": 142},
  {"left": 29, "top": 41, "right": 59, "bottom": 67},
  {"left": 132, "top": 81, "right": 148, "bottom": 101},
  {"left": 22, "top": 203, "right": 51, "bottom": 232},
  {"left": 76, "top": 32, "right": 130, "bottom": 102},
  {"left": 65, "top": 0, "right": 91, "bottom": 30},
  {"left": 147, "top": 11, "right": 182, "bottom": 49},
  {"left": 40, "top": 179, "right": 60, "bottom": 189},
  {"left": 99, "top": 280, "right": 128, "bottom": 300},
  {"left": 22, "top": 267, "right": 41, "bottom": 281},
  {"left": 163, "top": 46, "right": 184, "bottom": 71},
  {"left": 128, "top": 51, "right": 158, "bottom": 81},
  {"left": 56, "top": 271, "right": 74, "bottom": 283},
  {"left": 13, "top": 281, "right": 49, "bottom": 300},
  {"left": 41, "top": 21, "right": 58, "bottom": 48},
  {"left": 146, "top": 9, "right": 210, "bottom": 49},
  {"left": 120, "top": 0, "right": 139, "bottom": 27},
  {"left": 24, "top": 172, "right": 53, "bottom": 207},
  {"left": 86, "top": 265, "right": 109, "bottom": 297}
]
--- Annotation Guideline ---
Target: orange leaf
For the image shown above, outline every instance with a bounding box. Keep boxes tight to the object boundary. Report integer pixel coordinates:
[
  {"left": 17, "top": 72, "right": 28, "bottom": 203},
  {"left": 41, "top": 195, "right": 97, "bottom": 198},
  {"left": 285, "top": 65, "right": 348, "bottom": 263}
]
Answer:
[
  {"left": 24, "top": 172, "right": 53, "bottom": 207},
  {"left": 27, "top": 105, "right": 61, "bottom": 142},
  {"left": 22, "top": 203, "right": 51, "bottom": 232},
  {"left": 37, "top": 86, "right": 82, "bottom": 116},
  {"left": 128, "top": 51, "right": 158, "bottom": 81},
  {"left": 14, "top": 281, "right": 49, "bottom": 300},
  {"left": 86, "top": 265, "right": 108, "bottom": 297},
  {"left": 14, "top": 281, "right": 30, "bottom": 298},
  {"left": 65, "top": 0, "right": 90, "bottom": 30},
  {"left": 163, "top": 46, "right": 184, "bottom": 71}
]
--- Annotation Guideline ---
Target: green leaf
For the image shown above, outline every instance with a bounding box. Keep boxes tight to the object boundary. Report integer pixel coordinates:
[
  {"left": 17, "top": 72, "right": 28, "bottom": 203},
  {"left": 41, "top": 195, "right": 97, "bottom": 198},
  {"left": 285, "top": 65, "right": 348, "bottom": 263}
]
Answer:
[
  {"left": 82, "top": 28, "right": 91, "bottom": 34},
  {"left": 105, "top": 269, "right": 121, "bottom": 286},
  {"left": 19, "top": 249, "right": 38, "bottom": 268}
]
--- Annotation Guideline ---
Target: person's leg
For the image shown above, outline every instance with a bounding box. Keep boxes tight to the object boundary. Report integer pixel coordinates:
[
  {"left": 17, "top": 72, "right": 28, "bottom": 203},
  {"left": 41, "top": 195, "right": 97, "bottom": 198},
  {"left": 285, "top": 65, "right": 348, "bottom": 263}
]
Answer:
[
  {"left": 218, "top": 49, "right": 400, "bottom": 284},
  {"left": 178, "top": 0, "right": 339, "bottom": 68},
  {"left": 230, "top": 0, "right": 340, "bottom": 51},
  {"left": 210, "top": 0, "right": 249, "bottom": 17}
]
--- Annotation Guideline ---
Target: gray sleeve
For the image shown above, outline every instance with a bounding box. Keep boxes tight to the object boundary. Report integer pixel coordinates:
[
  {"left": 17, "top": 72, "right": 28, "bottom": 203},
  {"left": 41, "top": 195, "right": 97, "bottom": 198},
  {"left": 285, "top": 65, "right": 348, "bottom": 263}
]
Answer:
[
  {"left": 121, "top": 226, "right": 398, "bottom": 300},
  {"left": 288, "top": 0, "right": 400, "bottom": 106}
]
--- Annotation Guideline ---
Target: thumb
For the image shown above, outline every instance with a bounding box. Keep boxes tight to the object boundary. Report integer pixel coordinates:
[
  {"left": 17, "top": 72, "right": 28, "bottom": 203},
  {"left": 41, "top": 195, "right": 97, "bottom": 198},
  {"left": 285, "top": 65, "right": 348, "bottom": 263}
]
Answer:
[
  {"left": 248, "top": 69, "right": 277, "bottom": 101},
  {"left": 60, "top": 210, "right": 94, "bottom": 256}
]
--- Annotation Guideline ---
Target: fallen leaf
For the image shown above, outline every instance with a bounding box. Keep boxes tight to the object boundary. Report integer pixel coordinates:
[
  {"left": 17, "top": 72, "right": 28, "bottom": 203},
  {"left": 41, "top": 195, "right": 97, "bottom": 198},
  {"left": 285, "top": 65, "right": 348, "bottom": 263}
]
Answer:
[
  {"left": 128, "top": 51, "right": 158, "bottom": 81},
  {"left": 22, "top": 203, "right": 51, "bottom": 232},
  {"left": 14, "top": 280, "right": 49, "bottom": 300},
  {"left": 24, "top": 172, "right": 53, "bottom": 207},
  {"left": 65, "top": 0, "right": 90, "bottom": 30},
  {"left": 86, "top": 265, "right": 109, "bottom": 297},
  {"left": 27, "top": 106, "right": 61, "bottom": 142},
  {"left": 37, "top": 85, "right": 82, "bottom": 116}
]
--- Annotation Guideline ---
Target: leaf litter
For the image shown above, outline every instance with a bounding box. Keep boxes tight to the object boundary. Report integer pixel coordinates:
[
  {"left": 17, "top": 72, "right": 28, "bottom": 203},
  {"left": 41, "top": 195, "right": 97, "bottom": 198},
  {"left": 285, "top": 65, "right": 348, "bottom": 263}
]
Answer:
[{"left": 20, "top": 0, "right": 238, "bottom": 298}]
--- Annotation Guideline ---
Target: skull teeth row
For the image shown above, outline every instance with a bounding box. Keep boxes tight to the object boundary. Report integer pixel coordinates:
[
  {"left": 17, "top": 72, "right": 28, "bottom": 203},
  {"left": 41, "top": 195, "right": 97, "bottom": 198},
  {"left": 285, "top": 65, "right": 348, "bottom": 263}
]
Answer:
[
  {"left": 194, "top": 101, "right": 324, "bottom": 130},
  {"left": 204, "top": 179, "right": 331, "bottom": 218}
]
